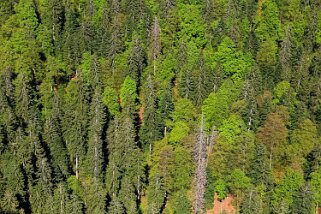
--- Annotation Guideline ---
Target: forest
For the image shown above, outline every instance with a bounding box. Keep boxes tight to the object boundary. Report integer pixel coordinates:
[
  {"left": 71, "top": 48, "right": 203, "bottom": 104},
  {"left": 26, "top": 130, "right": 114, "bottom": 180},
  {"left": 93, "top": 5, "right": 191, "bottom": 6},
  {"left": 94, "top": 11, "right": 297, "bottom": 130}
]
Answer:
[{"left": 1, "top": 0, "right": 321, "bottom": 213}]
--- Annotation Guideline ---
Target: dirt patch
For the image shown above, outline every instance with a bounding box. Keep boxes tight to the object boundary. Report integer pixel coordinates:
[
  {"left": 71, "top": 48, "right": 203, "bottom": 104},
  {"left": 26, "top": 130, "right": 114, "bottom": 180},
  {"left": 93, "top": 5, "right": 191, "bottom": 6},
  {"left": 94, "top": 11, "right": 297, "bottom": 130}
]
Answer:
[
  {"left": 139, "top": 105, "right": 144, "bottom": 124},
  {"left": 206, "top": 193, "right": 236, "bottom": 214}
]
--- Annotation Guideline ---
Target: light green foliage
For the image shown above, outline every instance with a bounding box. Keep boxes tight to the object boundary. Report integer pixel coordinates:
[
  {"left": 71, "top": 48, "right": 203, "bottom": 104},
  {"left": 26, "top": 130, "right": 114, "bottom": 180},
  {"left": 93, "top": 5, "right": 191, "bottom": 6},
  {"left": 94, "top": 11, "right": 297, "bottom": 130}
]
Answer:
[
  {"left": 273, "top": 81, "right": 291, "bottom": 104},
  {"left": 156, "top": 53, "right": 177, "bottom": 89},
  {"left": 172, "top": 190, "right": 192, "bottom": 214},
  {"left": 177, "top": 4, "right": 207, "bottom": 48},
  {"left": 171, "top": 98, "right": 195, "bottom": 123},
  {"left": 316, "top": 11, "right": 321, "bottom": 45},
  {"left": 168, "top": 121, "right": 190, "bottom": 144},
  {"left": 120, "top": 76, "right": 139, "bottom": 111},
  {"left": 102, "top": 86, "right": 119, "bottom": 117},
  {"left": 271, "top": 168, "right": 304, "bottom": 213},
  {"left": 228, "top": 168, "right": 251, "bottom": 193},
  {"left": 173, "top": 146, "right": 194, "bottom": 190},
  {"left": 214, "top": 179, "right": 227, "bottom": 201},
  {"left": 92, "top": 0, "right": 107, "bottom": 27},
  {"left": 203, "top": 45, "right": 217, "bottom": 70},
  {"left": 214, "top": 37, "right": 252, "bottom": 79},
  {"left": 0, "top": 0, "right": 41, "bottom": 75},
  {"left": 67, "top": 176, "right": 83, "bottom": 197},
  {"left": 256, "top": 39, "right": 278, "bottom": 68},
  {"left": 280, "top": 0, "right": 307, "bottom": 46},
  {"left": 254, "top": 0, "right": 281, "bottom": 42},
  {"left": 289, "top": 119, "right": 318, "bottom": 166},
  {"left": 202, "top": 79, "right": 243, "bottom": 128},
  {"left": 218, "top": 114, "right": 243, "bottom": 144},
  {"left": 167, "top": 98, "right": 195, "bottom": 144},
  {"left": 80, "top": 52, "right": 93, "bottom": 85},
  {"left": 228, "top": 168, "right": 251, "bottom": 208},
  {"left": 310, "top": 167, "right": 321, "bottom": 207},
  {"left": 209, "top": 114, "right": 255, "bottom": 178}
]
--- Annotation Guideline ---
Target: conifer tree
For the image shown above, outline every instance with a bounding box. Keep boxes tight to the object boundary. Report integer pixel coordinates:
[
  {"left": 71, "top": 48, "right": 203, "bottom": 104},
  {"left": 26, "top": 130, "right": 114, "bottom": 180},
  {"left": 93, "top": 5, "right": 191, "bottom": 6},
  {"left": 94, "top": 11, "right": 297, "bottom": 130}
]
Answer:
[
  {"left": 140, "top": 74, "right": 161, "bottom": 152},
  {"left": 62, "top": 74, "right": 89, "bottom": 180},
  {"left": 86, "top": 88, "right": 106, "bottom": 183}
]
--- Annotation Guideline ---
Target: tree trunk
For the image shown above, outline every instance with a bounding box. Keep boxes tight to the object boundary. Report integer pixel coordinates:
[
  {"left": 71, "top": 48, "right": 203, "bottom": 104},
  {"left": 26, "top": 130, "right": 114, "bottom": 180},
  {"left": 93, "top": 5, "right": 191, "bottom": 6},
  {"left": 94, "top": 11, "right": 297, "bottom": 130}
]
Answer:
[
  {"left": 269, "top": 147, "right": 273, "bottom": 170},
  {"left": 76, "top": 154, "right": 79, "bottom": 179},
  {"left": 193, "top": 115, "right": 207, "bottom": 214},
  {"left": 60, "top": 184, "right": 63, "bottom": 214}
]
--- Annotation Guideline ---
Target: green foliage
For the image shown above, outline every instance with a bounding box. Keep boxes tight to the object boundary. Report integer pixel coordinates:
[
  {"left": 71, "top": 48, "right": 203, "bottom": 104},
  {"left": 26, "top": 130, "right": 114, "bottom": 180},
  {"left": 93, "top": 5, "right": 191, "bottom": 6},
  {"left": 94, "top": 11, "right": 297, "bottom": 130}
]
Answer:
[
  {"left": 209, "top": 114, "right": 255, "bottom": 178},
  {"left": 0, "top": 1, "right": 320, "bottom": 213},
  {"left": 271, "top": 168, "right": 304, "bottom": 213},
  {"left": 177, "top": 4, "right": 207, "bottom": 48},
  {"left": 202, "top": 79, "right": 243, "bottom": 129},
  {"left": 215, "top": 37, "right": 252, "bottom": 79},
  {"left": 166, "top": 98, "right": 195, "bottom": 144},
  {"left": 310, "top": 167, "right": 321, "bottom": 206},
  {"left": 228, "top": 168, "right": 251, "bottom": 193},
  {"left": 172, "top": 190, "right": 192, "bottom": 214},
  {"left": 102, "top": 86, "right": 120, "bottom": 117},
  {"left": 120, "top": 76, "right": 139, "bottom": 113},
  {"left": 291, "top": 183, "right": 314, "bottom": 214},
  {"left": 218, "top": 114, "right": 244, "bottom": 144},
  {"left": 214, "top": 179, "right": 227, "bottom": 201},
  {"left": 273, "top": 81, "right": 292, "bottom": 104},
  {"left": 254, "top": 0, "right": 281, "bottom": 42}
]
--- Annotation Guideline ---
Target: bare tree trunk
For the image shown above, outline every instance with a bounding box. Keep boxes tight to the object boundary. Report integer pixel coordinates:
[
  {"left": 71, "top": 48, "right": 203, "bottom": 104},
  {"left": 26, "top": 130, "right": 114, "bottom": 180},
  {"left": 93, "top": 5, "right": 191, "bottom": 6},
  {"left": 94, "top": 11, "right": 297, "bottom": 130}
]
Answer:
[
  {"left": 193, "top": 115, "right": 207, "bottom": 214},
  {"left": 94, "top": 145, "right": 97, "bottom": 182},
  {"left": 60, "top": 184, "right": 63, "bottom": 214},
  {"left": 150, "top": 17, "right": 160, "bottom": 74},
  {"left": 76, "top": 154, "right": 79, "bottom": 179},
  {"left": 207, "top": 126, "right": 217, "bottom": 166}
]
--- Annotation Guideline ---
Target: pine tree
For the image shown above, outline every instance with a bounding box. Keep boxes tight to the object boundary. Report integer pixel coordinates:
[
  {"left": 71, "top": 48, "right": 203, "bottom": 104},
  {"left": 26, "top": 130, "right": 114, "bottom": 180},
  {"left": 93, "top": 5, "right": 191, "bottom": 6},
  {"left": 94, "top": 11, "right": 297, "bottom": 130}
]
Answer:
[
  {"left": 62, "top": 75, "right": 89, "bottom": 180},
  {"left": 140, "top": 74, "right": 161, "bottom": 152},
  {"left": 106, "top": 114, "right": 144, "bottom": 212},
  {"left": 291, "top": 183, "right": 314, "bottom": 214},
  {"left": 126, "top": 36, "right": 145, "bottom": 84},
  {"left": 86, "top": 88, "right": 106, "bottom": 183},
  {"left": 43, "top": 114, "right": 70, "bottom": 181}
]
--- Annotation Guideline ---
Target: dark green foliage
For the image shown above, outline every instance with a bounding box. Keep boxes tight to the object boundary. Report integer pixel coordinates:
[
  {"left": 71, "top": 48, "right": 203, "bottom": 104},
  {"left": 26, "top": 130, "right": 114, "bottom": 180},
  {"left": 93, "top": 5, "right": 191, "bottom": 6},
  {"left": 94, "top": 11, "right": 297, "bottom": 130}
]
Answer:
[
  {"left": 291, "top": 183, "right": 314, "bottom": 214},
  {"left": 140, "top": 74, "right": 161, "bottom": 150}
]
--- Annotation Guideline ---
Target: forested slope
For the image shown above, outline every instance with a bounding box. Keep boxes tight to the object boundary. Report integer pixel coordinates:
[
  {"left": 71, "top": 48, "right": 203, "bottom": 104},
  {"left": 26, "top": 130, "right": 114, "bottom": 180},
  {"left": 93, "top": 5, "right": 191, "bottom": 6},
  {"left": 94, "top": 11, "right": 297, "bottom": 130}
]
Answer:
[{"left": 1, "top": 0, "right": 321, "bottom": 213}]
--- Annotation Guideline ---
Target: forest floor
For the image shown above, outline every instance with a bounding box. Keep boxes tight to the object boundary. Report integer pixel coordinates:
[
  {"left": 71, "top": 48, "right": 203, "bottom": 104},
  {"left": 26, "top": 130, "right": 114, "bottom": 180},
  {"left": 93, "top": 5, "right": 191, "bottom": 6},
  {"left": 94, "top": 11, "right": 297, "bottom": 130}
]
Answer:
[{"left": 206, "top": 194, "right": 236, "bottom": 214}]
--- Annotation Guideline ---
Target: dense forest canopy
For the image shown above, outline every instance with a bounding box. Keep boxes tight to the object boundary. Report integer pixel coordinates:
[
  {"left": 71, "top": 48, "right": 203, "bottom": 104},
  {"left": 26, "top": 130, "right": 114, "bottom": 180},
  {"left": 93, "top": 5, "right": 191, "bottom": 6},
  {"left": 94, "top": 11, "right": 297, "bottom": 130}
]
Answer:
[{"left": 1, "top": 0, "right": 321, "bottom": 213}]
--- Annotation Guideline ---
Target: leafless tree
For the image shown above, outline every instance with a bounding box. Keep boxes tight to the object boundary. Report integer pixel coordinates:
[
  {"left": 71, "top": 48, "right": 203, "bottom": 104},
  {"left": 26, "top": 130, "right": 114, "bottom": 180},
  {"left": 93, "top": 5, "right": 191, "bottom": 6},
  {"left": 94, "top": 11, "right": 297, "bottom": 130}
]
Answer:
[
  {"left": 193, "top": 115, "right": 207, "bottom": 214},
  {"left": 149, "top": 17, "right": 161, "bottom": 74}
]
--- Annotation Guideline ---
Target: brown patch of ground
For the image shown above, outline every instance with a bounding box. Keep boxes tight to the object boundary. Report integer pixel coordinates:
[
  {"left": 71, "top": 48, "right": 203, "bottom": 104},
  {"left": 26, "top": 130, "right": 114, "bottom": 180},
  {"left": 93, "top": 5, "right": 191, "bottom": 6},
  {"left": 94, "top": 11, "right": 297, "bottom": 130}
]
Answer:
[
  {"left": 206, "top": 194, "right": 236, "bottom": 214},
  {"left": 139, "top": 105, "right": 144, "bottom": 124}
]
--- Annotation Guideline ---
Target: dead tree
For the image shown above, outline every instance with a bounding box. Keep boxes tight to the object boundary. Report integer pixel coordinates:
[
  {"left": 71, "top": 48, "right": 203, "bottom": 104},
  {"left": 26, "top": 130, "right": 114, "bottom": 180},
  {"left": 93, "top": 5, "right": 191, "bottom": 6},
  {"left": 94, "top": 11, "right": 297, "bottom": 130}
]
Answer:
[
  {"left": 149, "top": 17, "right": 161, "bottom": 74},
  {"left": 193, "top": 115, "right": 207, "bottom": 214}
]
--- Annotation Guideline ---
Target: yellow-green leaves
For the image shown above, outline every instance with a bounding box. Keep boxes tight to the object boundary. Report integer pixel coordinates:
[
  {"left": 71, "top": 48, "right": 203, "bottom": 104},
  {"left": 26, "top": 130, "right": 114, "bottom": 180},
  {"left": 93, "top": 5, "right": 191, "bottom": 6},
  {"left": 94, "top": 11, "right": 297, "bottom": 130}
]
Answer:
[
  {"left": 166, "top": 98, "right": 195, "bottom": 144},
  {"left": 102, "top": 86, "right": 119, "bottom": 117},
  {"left": 215, "top": 37, "right": 252, "bottom": 79}
]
